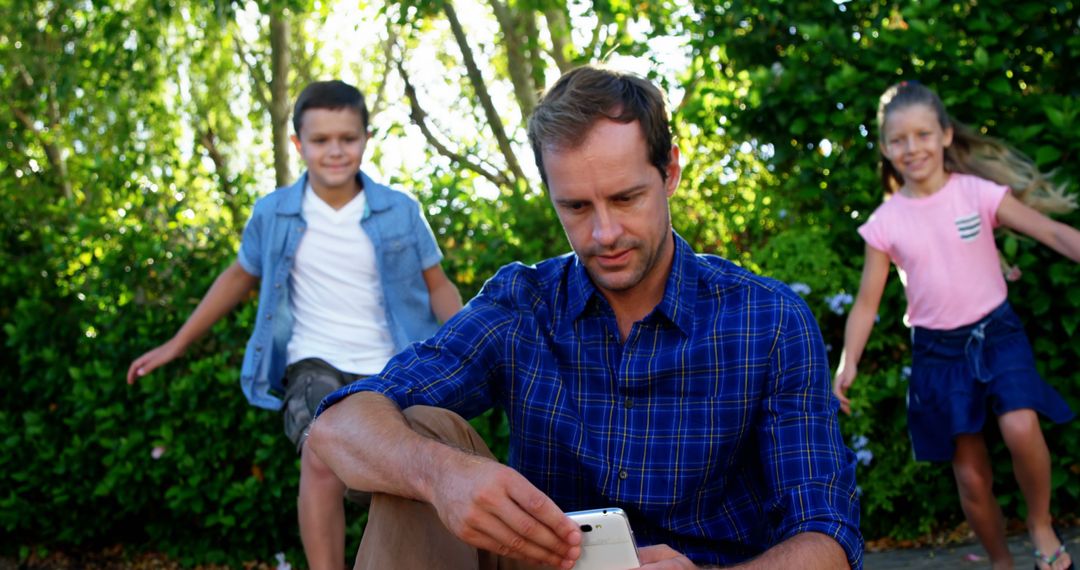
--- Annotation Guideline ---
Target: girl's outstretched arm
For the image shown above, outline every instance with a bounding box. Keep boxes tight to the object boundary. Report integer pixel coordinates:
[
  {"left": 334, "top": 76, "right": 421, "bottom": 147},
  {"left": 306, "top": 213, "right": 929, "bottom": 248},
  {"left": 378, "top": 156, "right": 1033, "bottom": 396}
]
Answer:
[
  {"left": 997, "top": 193, "right": 1080, "bottom": 263},
  {"left": 833, "top": 245, "right": 891, "bottom": 415}
]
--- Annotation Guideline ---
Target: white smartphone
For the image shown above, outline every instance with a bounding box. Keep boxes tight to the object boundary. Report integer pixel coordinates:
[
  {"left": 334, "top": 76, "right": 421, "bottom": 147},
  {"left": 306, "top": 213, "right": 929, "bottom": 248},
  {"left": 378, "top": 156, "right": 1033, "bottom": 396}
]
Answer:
[{"left": 566, "top": 508, "right": 641, "bottom": 570}]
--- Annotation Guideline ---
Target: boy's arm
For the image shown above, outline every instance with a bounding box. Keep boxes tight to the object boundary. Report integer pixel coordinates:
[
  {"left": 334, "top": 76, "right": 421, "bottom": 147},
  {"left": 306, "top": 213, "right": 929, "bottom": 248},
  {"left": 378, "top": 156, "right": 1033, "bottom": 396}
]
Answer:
[
  {"left": 126, "top": 261, "right": 258, "bottom": 384},
  {"left": 423, "top": 264, "right": 463, "bottom": 323}
]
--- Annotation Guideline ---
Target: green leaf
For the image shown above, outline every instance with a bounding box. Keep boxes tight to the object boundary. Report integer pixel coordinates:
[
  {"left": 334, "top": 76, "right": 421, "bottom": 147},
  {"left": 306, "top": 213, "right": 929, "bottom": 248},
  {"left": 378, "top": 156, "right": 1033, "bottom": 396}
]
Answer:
[
  {"left": 988, "top": 77, "right": 1010, "bottom": 95},
  {"left": 791, "top": 117, "right": 807, "bottom": 135},
  {"left": 1003, "top": 235, "right": 1018, "bottom": 258},
  {"left": 1045, "top": 107, "right": 1067, "bottom": 129},
  {"left": 973, "top": 47, "right": 989, "bottom": 68},
  {"left": 1035, "top": 146, "right": 1062, "bottom": 166}
]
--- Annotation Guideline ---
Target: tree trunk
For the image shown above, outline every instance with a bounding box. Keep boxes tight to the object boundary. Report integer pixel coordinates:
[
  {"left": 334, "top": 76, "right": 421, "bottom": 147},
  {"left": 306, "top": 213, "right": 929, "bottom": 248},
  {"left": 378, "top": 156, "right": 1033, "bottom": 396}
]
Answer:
[{"left": 269, "top": 8, "right": 292, "bottom": 188}]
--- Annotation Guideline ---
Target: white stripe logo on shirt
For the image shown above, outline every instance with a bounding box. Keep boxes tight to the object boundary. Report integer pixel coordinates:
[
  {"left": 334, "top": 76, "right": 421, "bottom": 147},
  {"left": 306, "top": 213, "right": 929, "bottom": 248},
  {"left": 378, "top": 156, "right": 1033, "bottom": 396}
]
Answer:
[{"left": 955, "top": 212, "right": 981, "bottom": 242}]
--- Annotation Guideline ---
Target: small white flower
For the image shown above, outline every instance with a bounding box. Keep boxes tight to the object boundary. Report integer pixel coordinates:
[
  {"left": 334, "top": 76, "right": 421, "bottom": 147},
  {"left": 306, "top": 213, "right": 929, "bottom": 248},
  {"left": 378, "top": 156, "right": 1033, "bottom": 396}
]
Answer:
[
  {"left": 826, "top": 292, "right": 854, "bottom": 315},
  {"left": 788, "top": 282, "right": 811, "bottom": 296},
  {"left": 275, "top": 552, "right": 292, "bottom": 570},
  {"left": 850, "top": 435, "right": 869, "bottom": 450},
  {"left": 902, "top": 366, "right": 912, "bottom": 379},
  {"left": 151, "top": 446, "right": 166, "bottom": 460},
  {"left": 856, "top": 448, "right": 874, "bottom": 466}
]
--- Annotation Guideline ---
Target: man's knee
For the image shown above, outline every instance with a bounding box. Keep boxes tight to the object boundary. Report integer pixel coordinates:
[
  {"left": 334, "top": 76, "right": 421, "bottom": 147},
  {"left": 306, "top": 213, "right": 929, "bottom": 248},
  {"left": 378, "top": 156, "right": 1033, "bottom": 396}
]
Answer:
[{"left": 402, "top": 406, "right": 494, "bottom": 460}]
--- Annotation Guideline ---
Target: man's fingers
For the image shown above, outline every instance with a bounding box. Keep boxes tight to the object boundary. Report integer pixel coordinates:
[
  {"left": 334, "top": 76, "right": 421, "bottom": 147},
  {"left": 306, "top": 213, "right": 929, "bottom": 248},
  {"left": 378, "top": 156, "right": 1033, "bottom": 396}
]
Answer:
[
  {"left": 507, "top": 482, "right": 579, "bottom": 543},
  {"left": 458, "top": 510, "right": 574, "bottom": 568}
]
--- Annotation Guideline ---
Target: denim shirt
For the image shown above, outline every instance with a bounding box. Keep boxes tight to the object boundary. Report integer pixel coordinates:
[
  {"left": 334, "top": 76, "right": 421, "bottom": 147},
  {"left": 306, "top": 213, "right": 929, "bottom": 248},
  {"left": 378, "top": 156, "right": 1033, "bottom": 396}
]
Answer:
[{"left": 236, "top": 171, "right": 444, "bottom": 410}]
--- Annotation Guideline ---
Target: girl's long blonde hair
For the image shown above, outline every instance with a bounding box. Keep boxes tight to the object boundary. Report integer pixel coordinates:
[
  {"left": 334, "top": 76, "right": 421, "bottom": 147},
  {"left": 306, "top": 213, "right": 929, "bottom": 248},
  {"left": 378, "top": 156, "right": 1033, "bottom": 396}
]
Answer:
[{"left": 876, "top": 81, "right": 1075, "bottom": 214}]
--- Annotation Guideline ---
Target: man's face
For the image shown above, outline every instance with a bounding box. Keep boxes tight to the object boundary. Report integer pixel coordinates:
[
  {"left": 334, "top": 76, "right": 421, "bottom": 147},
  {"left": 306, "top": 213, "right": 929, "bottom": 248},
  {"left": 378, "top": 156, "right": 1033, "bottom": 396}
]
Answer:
[
  {"left": 543, "top": 119, "right": 680, "bottom": 299},
  {"left": 291, "top": 107, "right": 368, "bottom": 192}
]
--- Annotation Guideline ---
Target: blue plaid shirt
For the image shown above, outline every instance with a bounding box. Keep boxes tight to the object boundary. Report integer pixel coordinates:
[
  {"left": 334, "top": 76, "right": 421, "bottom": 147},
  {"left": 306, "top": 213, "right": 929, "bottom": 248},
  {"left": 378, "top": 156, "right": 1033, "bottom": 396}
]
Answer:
[{"left": 319, "top": 234, "right": 862, "bottom": 567}]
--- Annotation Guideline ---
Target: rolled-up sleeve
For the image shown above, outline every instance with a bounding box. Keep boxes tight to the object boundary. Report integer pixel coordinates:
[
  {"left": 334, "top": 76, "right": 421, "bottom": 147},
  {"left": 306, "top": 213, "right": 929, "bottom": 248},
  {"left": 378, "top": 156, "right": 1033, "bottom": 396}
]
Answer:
[
  {"left": 410, "top": 198, "right": 444, "bottom": 271},
  {"left": 237, "top": 204, "right": 265, "bottom": 277},
  {"left": 760, "top": 296, "right": 863, "bottom": 568}
]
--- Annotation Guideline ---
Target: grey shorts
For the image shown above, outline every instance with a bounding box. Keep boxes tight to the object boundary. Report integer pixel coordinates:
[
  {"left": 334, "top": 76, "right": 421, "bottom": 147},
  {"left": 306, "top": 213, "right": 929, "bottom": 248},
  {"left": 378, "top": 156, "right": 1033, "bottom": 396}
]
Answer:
[{"left": 282, "top": 358, "right": 365, "bottom": 453}]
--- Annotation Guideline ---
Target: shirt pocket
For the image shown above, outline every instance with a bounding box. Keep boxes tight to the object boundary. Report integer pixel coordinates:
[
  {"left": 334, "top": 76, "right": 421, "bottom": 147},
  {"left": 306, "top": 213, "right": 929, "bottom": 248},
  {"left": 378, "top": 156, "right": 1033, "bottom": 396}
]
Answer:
[{"left": 380, "top": 235, "right": 423, "bottom": 281}]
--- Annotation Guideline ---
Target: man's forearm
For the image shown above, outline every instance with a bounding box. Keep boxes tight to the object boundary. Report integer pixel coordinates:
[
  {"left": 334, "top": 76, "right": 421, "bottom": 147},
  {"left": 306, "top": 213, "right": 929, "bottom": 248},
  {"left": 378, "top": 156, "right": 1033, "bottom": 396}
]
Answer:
[
  {"left": 306, "top": 391, "right": 453, "bottom": 502},
  {"left": 727, "top": 532, "right": 849, "bottom": 569}
]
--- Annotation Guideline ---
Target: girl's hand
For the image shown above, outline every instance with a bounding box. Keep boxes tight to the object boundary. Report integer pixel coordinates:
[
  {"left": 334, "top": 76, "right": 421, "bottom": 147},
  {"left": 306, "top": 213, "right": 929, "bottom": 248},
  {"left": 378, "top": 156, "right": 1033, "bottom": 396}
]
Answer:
[{"left": 832, "top": 366, "right": 857, "bottom": 415}]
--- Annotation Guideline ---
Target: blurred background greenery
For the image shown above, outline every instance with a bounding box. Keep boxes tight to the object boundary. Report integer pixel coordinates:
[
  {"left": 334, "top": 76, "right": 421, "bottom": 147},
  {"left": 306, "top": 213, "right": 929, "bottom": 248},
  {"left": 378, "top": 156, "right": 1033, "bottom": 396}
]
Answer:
[{"left": 2, "top": 0, "right": 1078, "bottom": 566}]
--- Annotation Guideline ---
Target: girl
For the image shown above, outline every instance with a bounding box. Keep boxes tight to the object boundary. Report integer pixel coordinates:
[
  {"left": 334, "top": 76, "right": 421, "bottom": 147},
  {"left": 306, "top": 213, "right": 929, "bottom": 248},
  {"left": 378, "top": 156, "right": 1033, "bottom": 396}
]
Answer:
[{"left": 833, "top": 80, "right": 1080, "bottom": 570}]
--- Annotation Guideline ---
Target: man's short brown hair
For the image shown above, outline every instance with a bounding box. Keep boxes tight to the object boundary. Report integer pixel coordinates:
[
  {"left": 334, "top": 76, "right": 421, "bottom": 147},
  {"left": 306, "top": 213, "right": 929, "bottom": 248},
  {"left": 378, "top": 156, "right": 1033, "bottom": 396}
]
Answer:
[{"left": 527, "top": 65, "right": 673, "bottom": 187}]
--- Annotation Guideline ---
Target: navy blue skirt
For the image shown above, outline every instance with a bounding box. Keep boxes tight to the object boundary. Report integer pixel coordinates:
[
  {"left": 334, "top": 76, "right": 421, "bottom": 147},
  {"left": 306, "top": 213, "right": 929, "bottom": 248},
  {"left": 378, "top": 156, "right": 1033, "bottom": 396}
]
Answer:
[{"left": 907, "top": 301, "right": 1074, "bottom": 462}]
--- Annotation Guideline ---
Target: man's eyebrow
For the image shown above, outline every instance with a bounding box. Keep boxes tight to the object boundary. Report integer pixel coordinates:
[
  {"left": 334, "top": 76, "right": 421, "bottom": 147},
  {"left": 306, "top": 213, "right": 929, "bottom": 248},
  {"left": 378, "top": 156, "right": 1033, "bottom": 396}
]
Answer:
[{"left": 612, "top": 184, "right": 649, "bottom": 197}]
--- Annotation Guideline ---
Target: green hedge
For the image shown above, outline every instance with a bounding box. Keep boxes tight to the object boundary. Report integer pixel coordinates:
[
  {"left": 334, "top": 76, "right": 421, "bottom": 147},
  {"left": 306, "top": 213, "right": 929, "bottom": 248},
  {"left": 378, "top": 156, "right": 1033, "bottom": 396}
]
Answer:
[{"left": 3, "top": 0, "right": 1079, "bottom": 565}]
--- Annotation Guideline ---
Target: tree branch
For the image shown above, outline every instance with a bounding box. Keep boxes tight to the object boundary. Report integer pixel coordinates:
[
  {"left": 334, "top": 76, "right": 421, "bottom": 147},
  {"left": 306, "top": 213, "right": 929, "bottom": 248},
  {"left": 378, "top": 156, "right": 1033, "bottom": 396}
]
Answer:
[
  {"left": 269, "top": 7, "right": 293, "bottom": 187},
  {"left": 397, "top": 59, "right": 511, "bottom": 189},
  {"left": 544, "top": 8, "right": 573, "bottom": 72},
  {"left": 12, "top": 65, "right": 71, "bottom": 200},
  {"left": 487, "top": 0, "right": 537, "bottom": 118},
  {"left": 365, "top": 27, "right": 399, "bottom": 125},
  {"left": 234, "top": 35, "right": 271, "bottom": 113},
  {"left": 442, "top": 0, "right": 525, "bottom": 186}
]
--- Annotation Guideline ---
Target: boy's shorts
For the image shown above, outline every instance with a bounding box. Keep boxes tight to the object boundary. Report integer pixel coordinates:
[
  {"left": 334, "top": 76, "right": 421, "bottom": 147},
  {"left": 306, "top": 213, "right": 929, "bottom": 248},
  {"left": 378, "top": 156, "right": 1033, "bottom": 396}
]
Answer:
[{"left": 282, "top": 358, "right": 366, "bottom": 452}]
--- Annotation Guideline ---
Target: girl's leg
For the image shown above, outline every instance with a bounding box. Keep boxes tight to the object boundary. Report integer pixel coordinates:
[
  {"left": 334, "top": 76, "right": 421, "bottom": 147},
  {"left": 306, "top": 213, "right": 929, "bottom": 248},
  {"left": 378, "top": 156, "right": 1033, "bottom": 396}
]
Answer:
[
  {"left": 953, "top": 433, "right": 1014, "bottom": 569},
  {"left": 998, "top": 409, "right": 1072, "bottom": 570}
]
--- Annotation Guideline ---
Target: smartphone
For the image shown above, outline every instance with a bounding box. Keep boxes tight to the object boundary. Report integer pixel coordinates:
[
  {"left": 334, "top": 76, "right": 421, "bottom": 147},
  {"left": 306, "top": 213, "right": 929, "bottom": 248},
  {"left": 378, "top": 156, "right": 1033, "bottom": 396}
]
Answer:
[{"left": 566, "top": 508, "right": 641, "bottom": 570}]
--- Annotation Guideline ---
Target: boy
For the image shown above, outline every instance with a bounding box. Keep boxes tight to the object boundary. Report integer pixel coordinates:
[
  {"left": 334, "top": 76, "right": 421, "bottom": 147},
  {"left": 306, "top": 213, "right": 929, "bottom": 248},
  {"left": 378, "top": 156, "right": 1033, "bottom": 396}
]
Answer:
[{"left": 127, "top": 80, "right": 462, "bottom": 570}]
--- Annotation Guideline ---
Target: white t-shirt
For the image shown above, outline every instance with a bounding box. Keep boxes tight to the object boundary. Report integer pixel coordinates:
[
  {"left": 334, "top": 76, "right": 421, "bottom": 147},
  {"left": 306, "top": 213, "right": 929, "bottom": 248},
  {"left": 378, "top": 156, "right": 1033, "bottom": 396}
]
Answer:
[
  {"left": 858, "top": 173, "right": 1009, "bottom": 329},
  {"left": 286, "top": 185, "right": 397, "bottom": 374}
]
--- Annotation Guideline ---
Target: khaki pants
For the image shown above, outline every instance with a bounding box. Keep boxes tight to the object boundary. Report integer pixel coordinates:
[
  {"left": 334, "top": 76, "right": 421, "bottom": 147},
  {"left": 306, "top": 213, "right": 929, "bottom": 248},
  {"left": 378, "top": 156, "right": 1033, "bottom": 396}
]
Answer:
[{"left": 354, "top": 406, "right": 549, "bottom": 570}]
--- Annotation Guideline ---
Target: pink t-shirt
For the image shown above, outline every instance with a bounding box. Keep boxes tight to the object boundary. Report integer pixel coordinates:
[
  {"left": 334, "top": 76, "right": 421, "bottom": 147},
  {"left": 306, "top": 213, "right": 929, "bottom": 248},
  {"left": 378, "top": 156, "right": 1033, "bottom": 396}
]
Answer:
[{"left": 858, "top": 173, "right": 1009, "bottom": 329}]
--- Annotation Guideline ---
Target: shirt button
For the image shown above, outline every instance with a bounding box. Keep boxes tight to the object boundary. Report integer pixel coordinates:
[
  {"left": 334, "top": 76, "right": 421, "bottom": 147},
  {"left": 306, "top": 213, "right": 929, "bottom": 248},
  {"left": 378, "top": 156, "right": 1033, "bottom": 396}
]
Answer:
[
  {"left": 255, "top": 345, "right": 263, "bottom": 352},
  {"left": 266, "top": 314, "right": 273, "bottom": 320},
  {"left": 618, "top": 470, "right": 629, "bottom": 480},
  {"left": 624, "top": 398, "right": 634, "bottom": 409},
  {"left": 275, "top": 283, "right": 282, "bottom": 289}
]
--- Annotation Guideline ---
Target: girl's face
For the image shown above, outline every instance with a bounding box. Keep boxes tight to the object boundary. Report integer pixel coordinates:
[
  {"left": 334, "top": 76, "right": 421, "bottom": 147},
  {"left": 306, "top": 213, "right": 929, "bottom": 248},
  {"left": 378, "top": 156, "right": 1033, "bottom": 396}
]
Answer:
[{"left": 881, "top": 103, "right": 953, "bottom": 195}]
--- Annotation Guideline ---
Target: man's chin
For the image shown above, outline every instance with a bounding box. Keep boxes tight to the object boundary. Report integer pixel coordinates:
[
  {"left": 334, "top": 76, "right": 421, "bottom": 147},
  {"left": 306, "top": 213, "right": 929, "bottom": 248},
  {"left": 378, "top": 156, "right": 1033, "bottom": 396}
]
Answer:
[{"left": 585, "top": 268, "right": 639, "bottom": 294}]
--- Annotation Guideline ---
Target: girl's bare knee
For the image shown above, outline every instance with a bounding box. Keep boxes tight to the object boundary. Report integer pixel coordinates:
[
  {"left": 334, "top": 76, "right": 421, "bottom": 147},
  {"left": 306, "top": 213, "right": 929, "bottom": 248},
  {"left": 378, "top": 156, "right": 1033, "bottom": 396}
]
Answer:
[{"left": 998, "top": 409, "right": 1041, "bottom": 446}]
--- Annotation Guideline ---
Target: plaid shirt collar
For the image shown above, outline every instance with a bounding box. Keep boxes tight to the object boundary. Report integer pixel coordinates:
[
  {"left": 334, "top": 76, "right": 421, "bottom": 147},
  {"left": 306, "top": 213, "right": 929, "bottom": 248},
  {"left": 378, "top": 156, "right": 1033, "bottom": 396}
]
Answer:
[{"left": 566, "top": 231, "right": 698, "bottom": 338}]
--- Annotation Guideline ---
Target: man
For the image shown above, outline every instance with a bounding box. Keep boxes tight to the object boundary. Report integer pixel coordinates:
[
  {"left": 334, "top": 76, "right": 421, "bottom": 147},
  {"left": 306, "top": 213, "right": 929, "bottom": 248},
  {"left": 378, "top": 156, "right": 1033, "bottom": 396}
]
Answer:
[{"left": 309, "top": 66, "right": 862, "bottom": 569}]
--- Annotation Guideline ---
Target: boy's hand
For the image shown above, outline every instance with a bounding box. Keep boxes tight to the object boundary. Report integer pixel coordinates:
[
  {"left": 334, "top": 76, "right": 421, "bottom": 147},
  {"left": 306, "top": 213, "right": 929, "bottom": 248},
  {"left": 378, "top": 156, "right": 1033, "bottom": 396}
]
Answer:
[{"left": 126, "top": 339, "right": 183, "bottom": 384}]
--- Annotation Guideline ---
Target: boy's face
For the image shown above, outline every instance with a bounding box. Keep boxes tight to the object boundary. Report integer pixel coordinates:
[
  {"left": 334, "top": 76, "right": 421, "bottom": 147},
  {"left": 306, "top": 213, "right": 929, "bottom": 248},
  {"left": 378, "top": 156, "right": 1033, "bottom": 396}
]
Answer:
[{"left": 291, "top": 107, "right": 368, "bottom": 193}]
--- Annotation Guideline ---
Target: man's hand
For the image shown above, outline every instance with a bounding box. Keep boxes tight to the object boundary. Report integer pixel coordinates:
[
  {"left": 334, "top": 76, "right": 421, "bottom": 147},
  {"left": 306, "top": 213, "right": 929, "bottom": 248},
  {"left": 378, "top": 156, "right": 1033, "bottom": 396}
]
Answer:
[
  {"left": 429, "top": 454, "right": 582, "bottom": 568},
  {"left": 637, "top": 544, "right": 697, "bottom": 568},
  {"left": 126, "top": 339, "right": 184, "bottom": 384}
]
